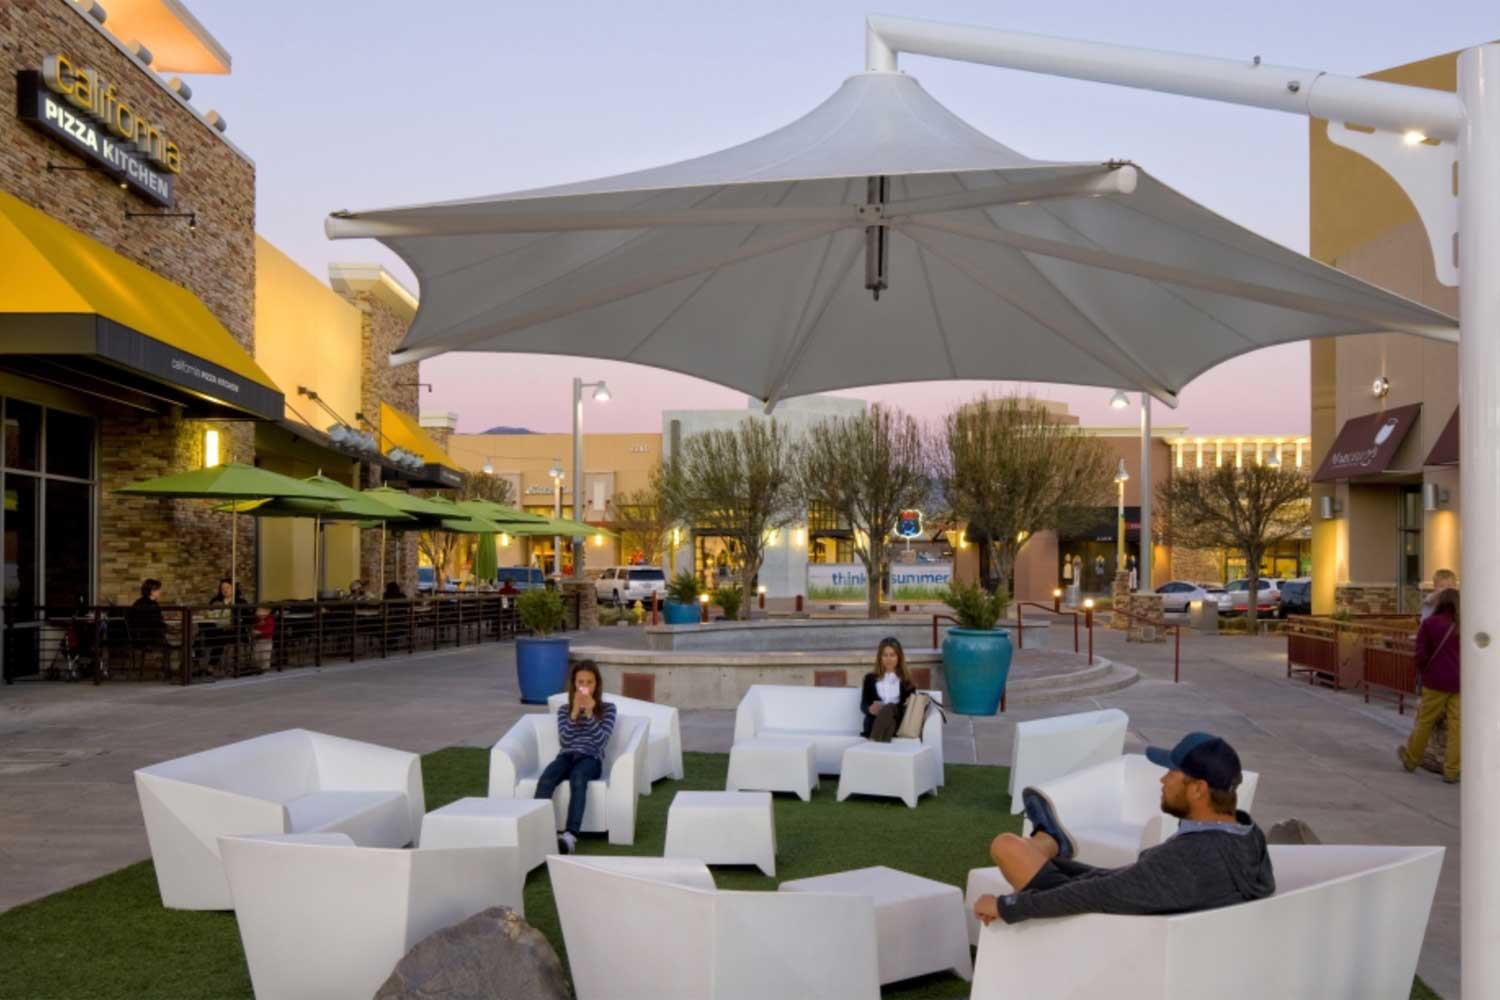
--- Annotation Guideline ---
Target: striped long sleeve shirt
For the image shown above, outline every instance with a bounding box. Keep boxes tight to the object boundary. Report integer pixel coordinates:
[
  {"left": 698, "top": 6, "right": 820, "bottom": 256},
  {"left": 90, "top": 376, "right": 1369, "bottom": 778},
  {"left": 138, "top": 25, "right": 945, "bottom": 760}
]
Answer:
[{"left": 555, "top": 701, "right": 617, "bottom": 761}]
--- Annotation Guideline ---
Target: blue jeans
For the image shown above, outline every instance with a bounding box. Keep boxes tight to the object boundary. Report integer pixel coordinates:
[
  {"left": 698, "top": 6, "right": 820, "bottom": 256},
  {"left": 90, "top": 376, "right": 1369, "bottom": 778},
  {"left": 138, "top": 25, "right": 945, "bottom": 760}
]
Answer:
[{"left": 535, "top": 751, "right": 604, "bottom": 835}]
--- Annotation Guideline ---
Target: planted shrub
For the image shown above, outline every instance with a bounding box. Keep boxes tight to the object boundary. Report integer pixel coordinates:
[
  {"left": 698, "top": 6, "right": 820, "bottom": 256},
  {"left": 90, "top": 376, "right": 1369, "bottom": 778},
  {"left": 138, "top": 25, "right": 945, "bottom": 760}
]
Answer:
[
  {"left": 942, "top": 581, "right": 1010, "bottom": 631},
  {"left": 517, "top": 588, "right": 566, "bottom": 636},
  {"left": 666, "top": 571, "right": 701, "bottom": 605},
  {"left": 713, "top": 586, "right": 744, "bottom": 621}
]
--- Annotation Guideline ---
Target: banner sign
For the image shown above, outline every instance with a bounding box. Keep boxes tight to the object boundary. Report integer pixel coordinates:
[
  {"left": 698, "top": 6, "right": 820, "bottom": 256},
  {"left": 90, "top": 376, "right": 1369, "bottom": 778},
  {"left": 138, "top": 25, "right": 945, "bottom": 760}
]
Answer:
[{"left": 17, "top": 57, "right": 181, "bottom": 206}]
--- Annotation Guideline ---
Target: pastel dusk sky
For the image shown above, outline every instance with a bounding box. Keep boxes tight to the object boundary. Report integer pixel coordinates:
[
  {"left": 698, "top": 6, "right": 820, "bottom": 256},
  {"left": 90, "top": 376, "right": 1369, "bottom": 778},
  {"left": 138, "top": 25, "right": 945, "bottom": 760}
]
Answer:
[{"left": 179, "top": 1, "right": 1496, "bottom": 436}]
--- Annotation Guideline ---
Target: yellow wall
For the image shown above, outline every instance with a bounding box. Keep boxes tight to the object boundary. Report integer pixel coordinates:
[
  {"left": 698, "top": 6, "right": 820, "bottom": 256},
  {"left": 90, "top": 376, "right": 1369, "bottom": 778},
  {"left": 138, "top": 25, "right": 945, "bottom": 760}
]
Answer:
[
  {"left": 252, "top": 237, "right": 366, "bottom": 599},
  {"left": 254, "top": 237, "right": 364, "bottom": 429}
]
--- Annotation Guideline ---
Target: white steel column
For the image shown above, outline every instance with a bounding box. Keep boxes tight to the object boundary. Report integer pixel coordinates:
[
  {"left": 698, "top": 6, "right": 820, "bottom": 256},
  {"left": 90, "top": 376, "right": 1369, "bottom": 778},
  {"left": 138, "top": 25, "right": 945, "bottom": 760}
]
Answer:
[
  {"left": 1459, "top": 42, "right": 1500, "bottom": 1000},
  {"left": 571, "top": 377, "right": 584, "bottom": 579},
  {"left": 1139, "top": 393, "right": 1152, "bottom": 591}
]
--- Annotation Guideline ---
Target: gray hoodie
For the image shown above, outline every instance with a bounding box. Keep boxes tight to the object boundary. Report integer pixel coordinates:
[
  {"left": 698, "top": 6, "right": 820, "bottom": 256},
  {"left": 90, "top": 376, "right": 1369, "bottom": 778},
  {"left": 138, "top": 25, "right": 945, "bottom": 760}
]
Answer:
[{"left": 998, "top": 811, "right": 1276, "bottom": 923}]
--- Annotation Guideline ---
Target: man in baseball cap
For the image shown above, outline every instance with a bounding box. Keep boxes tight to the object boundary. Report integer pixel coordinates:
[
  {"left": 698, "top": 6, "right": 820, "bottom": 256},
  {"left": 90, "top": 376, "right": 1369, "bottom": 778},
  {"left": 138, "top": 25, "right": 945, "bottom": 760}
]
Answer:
[{"left": 973, "top": 731, "right": 1274, "bottom": 928}]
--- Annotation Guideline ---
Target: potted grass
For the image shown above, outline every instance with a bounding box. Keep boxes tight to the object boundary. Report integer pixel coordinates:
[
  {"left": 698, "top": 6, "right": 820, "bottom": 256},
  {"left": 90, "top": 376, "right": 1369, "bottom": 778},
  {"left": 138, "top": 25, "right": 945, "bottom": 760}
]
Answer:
[
  {"left": 515, "top": 587, "right": 568, "bottom": 704},
  {"left": 940, "top": 581, "right": 1013, "bottom": 715},
  {"left": 713, "top": 586, "right": 744, "bottom": 622},
  {"left": 662, "top": 571, "right": 703, "bottom": 625}
]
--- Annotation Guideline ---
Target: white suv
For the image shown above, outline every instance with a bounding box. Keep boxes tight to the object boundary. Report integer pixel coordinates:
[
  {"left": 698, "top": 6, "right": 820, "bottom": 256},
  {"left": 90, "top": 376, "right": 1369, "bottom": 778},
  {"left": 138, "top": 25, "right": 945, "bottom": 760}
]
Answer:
[{"left": 597, "top": 566, "right": 668, "bottom": 606}]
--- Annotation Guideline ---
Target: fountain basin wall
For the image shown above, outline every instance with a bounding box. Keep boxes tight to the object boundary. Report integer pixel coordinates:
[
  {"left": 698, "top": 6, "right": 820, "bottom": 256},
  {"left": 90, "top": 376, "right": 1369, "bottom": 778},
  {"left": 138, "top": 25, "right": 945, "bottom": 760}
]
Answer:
[{"left": 645, "top": 617, "right": 1052, "bottom": 652}]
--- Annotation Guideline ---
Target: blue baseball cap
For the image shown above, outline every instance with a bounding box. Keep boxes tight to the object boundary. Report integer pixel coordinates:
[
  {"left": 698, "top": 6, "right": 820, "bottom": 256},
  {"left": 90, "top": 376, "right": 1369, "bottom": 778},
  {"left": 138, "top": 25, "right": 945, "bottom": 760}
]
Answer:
[{"left": 1145, "top": 732, "right": 1243, "bottom": 792}]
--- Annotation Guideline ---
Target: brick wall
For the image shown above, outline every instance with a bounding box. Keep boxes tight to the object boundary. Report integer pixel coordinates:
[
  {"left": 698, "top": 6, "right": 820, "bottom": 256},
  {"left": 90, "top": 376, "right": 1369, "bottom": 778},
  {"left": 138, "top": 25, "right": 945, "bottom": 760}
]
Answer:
[{"left": 2, "top": 1, "right": 258, "bottom": 604}]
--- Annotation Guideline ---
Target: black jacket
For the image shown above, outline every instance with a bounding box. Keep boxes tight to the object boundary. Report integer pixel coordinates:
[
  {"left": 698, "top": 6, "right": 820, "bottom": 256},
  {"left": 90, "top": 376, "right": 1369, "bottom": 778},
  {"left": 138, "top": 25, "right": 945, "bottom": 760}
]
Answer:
[
  {"left": 998, "top": 812, "right": 1276, "bottom": 923},
  {"left": 859, "top": 672, "right": 915, "bottom": 738}
]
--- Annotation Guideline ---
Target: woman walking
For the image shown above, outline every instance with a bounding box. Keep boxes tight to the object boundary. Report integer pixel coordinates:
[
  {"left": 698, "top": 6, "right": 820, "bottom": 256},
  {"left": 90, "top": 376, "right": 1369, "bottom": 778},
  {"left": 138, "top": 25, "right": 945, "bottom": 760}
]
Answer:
[{"left": 1398, "top": 588, "right": 1461, "bottom": 783}]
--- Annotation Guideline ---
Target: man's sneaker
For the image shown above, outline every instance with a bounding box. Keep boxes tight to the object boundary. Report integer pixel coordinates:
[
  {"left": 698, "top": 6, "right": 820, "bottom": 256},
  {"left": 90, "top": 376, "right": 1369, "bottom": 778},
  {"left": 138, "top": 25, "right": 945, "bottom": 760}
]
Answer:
[
  {"left": 559, "top": 832, "right": 578, "bottom": 855},
  {"left": 1397, "top": 746, "right": 1419, "bottom": 773},
  {"left": 1021, "top": 786, "right": 1076, "bottom": 861}
]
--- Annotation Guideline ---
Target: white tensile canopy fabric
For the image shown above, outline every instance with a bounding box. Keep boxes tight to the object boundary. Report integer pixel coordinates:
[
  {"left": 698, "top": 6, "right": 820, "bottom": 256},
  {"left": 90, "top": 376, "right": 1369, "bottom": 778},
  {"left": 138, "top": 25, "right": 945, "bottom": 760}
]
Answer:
[{"left": 326, "top": 72, "right": 1456, "bottom": 407}]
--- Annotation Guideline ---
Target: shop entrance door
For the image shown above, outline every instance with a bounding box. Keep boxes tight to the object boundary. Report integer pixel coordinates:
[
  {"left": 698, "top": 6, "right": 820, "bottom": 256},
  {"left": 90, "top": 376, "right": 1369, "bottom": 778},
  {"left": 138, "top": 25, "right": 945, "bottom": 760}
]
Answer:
[{"left": 1398, "top": 486, "right": 1423, "bottom": 613}]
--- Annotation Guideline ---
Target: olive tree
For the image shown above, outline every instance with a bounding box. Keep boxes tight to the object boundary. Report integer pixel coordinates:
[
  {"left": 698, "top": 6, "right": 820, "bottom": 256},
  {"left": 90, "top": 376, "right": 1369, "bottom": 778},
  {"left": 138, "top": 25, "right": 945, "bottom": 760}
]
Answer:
[
  {"left": 612, "top": 486, "right": 672, "bottom": 566},
  {"left": 797, "top": 405, "right": 932, "bottom": 618},
  {"left": 1156, "top": 463, "right": 1310, "bottom": 628},
  {"left": 936, "top": 395, "right": 1113, "bottom": 589},
  {"left": 655, "top": 419, "right": 799, "bottom": 619}
]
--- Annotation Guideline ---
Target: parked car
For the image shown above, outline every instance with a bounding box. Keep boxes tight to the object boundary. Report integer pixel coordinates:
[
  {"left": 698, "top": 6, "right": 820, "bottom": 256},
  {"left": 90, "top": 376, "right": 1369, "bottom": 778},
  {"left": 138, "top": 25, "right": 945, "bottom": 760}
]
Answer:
[
  {"left": 416, "top": 567, "right": 460, "bottom": 594},
  {"left": 494, "top": 567, "right": 547, "bottom": 591},
  {"left": 1219, "top": 578, "right": 1284, "bottom": 614},
  {"left": 1278, "top": 578, "right": 1312, "bottom": 617},
  {"left": 1154, "top": 580, "right": 1214, "bottom": 613},
  {"left": 597, "top": 566, "right": 669, "bottom": 606}
]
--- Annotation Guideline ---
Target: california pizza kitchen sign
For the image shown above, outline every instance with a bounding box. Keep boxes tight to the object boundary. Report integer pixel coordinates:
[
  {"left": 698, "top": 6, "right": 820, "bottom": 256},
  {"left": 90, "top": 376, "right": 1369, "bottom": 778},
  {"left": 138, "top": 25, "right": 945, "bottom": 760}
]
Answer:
[{"left": 17, "top": 54, "right": 181, "bottom": 206}]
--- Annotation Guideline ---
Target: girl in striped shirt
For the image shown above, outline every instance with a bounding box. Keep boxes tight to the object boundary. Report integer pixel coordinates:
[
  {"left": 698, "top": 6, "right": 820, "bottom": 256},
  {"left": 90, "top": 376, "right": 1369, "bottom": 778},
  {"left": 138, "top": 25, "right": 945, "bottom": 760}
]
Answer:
[{"left": 536, "top": 659, "right": 617, "bottom": 853}]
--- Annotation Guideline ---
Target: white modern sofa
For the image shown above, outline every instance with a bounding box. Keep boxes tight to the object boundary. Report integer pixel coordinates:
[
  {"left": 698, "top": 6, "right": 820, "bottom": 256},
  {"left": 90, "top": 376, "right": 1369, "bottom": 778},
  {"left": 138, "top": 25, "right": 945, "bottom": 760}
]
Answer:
[
  {"left": 732, "top": 684, "right": 944, "bottom": 778},
  {"left": 970, "top": 844, "right": 1444, "bottom": 1000},
  {"left": 221, "top": 833, "right": 522, "bottom": 1000},
  {"left": 548, "top": 855, "right": 881, "bottom": 1000},
  {"left": 546, "top": 691, "right": 685, "bottom": 787},
  {"left": 134, "top": 729, "right": 424, "bottom": 910},
  {"left": 488, "top": 714, "right": 649, "bottom": 845},
  {"left": 1025, "top": 754, "right": 1260, "bottom": 867},
  {"left": 1008, "top": 708, "right": 1128, "bottom": 813}
]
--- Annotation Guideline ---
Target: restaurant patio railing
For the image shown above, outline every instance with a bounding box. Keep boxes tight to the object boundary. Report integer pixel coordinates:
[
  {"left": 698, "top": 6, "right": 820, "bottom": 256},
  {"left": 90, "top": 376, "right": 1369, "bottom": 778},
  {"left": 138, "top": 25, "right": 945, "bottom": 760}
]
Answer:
[
  {"left": 1283, "top": 615, "right": 1420, "bottom": 712},
  {"left": 1, "top": 590, "right": 585, "bottom": 686}
]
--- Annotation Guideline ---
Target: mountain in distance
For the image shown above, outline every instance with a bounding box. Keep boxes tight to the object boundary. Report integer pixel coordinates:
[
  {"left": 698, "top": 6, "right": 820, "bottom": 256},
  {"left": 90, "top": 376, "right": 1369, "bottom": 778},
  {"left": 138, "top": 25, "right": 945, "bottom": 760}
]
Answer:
[{"left": 481, "top": 426, "right": 535, "bottom": 434}]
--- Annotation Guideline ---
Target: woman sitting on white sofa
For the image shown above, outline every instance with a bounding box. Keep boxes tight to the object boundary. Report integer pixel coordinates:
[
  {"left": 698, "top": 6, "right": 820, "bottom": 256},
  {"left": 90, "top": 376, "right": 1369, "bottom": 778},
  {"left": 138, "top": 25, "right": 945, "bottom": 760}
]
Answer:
[{"left": 536, "top": 660, "right": 617, "bottom": 854}]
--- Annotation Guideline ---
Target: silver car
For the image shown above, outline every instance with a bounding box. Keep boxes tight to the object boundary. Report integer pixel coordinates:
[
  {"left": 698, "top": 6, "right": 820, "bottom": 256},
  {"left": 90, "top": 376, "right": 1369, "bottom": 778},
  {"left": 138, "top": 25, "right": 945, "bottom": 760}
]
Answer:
[
  {"left": 1220, "top": 578, "right": 1284, "bottom": 614},
  {"left": 1154, "top": 580, "right": 1213, "bottom": 613},
  {"left": 597, "top": 566, "right": 668, "bottom": 606}
]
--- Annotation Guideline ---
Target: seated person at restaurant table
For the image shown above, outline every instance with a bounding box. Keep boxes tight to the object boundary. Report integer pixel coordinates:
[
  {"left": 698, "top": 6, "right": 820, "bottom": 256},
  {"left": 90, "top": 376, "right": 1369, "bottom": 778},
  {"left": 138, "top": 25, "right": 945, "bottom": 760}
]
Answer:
[
  {"left": 973, "top": 732, "right": 1275, "bottom": 927},
  {"left": 198, "top": 578, "right": 244, "bottom": 668},
  {"left": 348, "top": 579, "right": 369, "bottom": 601},
  {"left": 126, "top": 578, "right": 169, "bottom": 645}
]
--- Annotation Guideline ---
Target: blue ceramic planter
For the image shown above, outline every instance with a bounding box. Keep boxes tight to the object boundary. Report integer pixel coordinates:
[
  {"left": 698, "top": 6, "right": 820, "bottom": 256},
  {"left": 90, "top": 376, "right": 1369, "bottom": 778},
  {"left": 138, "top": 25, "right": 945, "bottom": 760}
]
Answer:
[
  {"left": 516, "top": 636, "right": 570, "bottom": 704},
  {"left": 942, "top": 627, "right": 1014, "bottom": 715},
  {"left": 662, "top": 601, "right": 700, "bottom": 625}
]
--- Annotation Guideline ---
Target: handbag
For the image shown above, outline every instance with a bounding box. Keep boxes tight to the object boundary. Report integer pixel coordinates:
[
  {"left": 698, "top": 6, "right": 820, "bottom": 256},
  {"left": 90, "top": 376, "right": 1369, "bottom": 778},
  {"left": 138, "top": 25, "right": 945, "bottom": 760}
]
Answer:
[{"left": 896, "top": 692, "right": 931, "bottom": 740}]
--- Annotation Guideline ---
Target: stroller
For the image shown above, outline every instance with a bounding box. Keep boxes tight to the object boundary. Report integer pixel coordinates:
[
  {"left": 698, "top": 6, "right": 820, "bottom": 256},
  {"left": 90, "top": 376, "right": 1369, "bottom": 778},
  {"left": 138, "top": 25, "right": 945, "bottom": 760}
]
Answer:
[{"left": 46, "top": 612, "right": 104, "bottom": 684}]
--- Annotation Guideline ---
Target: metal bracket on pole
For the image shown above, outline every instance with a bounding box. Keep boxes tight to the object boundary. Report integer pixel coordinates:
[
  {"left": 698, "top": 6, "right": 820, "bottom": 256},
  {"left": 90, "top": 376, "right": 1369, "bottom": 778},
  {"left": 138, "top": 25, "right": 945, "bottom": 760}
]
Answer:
[{"left": 1325, "top": 122, "right": 1459, "bottom": 286}]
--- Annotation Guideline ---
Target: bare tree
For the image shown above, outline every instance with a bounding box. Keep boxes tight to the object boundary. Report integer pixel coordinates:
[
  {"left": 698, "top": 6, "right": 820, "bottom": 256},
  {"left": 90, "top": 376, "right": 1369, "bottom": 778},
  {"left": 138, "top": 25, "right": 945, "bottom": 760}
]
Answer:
[
  {"left": 656, "top": 419, "right": 800, "bottom": 619},
  {"left": 459, "top": 471, "right": 517, "bottom": 507},
  {"left": 612, "top": 486, "right": 672, "bottom": 565},
  {"left": 797, "top": 405, "right": 932, "bottom": 618},
  {"left": 937, "top": 395, "right": 1113, "bottom": 589},
  {"left": 1156, "top": 463, "right": 1310, "bottom": 628}
]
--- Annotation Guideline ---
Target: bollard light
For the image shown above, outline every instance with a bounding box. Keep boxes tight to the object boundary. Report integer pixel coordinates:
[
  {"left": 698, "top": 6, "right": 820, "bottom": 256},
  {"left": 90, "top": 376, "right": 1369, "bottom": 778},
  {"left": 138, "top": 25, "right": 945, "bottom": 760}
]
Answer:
[
  {"left": 698, "top": 592, "right": 710, "bottom": 623},
  {"left": 1053, "top": 587, "right": 1063, "bottom": 612}
]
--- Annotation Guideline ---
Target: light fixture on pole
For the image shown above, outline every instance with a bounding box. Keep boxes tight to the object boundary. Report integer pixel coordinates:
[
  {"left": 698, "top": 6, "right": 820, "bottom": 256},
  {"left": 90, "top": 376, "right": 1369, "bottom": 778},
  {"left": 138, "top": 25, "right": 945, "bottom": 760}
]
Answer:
[
  {"left": 571, "top": 378, "right": 612, "bottom": 580},
  {"left": 1108, "top": 389, "right": 1131, "bottom": 409},
  {"left": 1113, "top": 458, "right": 1130, "bottom": 580},
  {"left": 1266, "top": 446, "right": 1281, "bottom": 468},
  {"left": 482, "top": 457, "right": 495, "bottom": 475},
  {"left": 549, "top": 462, "right": 565, "bottom": 577}
]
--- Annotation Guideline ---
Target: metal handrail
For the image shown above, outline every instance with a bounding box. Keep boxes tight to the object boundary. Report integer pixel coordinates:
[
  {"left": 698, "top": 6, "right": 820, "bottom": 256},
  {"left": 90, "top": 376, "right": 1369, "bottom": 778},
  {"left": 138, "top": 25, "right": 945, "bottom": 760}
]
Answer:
[
  {"left": 1012, "top": 601, "right": 1083, "bottom": 655},
  {"left": 1104, "top": 601, "right": 1182, "bottom": 683}
]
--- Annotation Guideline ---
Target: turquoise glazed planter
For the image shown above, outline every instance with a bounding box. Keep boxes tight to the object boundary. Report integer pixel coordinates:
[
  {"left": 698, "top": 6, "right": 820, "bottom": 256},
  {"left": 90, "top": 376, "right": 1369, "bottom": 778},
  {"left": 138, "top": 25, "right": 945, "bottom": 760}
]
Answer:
[
  {"left": 662, "top": 601, "right": 700, "bottom": 625},
  {"left": 516, "top": 636, "right": 570, "bottom": 704},
  {"left": 942, "top": 627, "right": 1014, "bottom": 715}
]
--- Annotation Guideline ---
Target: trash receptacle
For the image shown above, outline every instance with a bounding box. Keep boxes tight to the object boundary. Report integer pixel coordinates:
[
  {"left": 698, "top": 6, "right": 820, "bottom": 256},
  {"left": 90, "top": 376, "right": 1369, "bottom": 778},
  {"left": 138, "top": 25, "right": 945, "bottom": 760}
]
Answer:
[{"left": 1188, "top": 599, "right": 1218, "bottom": 633}]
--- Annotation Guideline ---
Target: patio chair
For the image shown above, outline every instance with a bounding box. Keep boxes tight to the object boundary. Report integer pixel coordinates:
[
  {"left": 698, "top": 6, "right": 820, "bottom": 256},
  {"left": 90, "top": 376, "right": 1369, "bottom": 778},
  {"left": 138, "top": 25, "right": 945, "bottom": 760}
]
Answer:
[{"left": 1008, "top": 708, "right": 1129, "bottom": 813}]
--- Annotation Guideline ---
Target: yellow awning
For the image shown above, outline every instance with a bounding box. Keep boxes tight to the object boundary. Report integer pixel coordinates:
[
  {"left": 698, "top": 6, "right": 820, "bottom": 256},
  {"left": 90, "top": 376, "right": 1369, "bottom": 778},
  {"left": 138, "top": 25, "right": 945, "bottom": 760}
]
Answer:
[
  {"left": 380, "top": 402, "right": 461, "bottom": 471},
  {"left": 0, "top": 190, "right": 281, "bottom": 418}
]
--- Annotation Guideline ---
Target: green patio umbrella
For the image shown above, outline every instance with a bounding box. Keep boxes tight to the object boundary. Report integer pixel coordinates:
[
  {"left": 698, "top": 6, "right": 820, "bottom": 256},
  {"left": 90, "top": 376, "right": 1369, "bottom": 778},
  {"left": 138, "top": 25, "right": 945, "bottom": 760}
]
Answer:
[
  {"left": 453, "top": 498, "right": 549, "bottom": 525},
  {"left": 507, "top": 516, "right": 615, "bottom": 538},
  {"left": 359, "top": 486, "right": 457, "bottom": 518},
  {"left": 117, "top": 463, "right": 347, "bottom": 600},
  {"left": 474, "top": 532, "right": 498, "bottom": 583}
]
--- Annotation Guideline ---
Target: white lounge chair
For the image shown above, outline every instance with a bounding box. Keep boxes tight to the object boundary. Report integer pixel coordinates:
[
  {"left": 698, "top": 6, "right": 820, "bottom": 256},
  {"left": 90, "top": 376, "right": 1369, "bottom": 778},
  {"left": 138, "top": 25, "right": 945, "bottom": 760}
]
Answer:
[
  {"left": 732, "top": 684, "right": 944, "bottom": 779},
  {"left": 548, "top": 855, "right": 881, "bottom": 1000},
  {"left": 970, "top": 844, "right": 1444, "bottom": 1000},
  {"left": 1024, "top": 754, "right": 1260, "bottom": 867},
  {"left": 220, "top": 833, "right": 522, "bottom": 1000},
  {"left": 1008, "top": 708, "right": 1128, "bottom": 813},
  {"left": 547, "top": 691, "right": 685, "bottom": 786},
  {"left": 488, "top": 714, "right": 649, "bottom": 845},
  {"left": 135, "top": 729, "right": 424, "bottom": 910}
]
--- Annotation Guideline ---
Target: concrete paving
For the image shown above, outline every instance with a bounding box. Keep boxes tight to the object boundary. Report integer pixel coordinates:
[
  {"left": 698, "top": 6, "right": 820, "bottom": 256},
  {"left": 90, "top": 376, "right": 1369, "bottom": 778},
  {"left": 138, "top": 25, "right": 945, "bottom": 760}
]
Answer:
[{"left": 0, "top": 627, "right": 1460, "bottom": 997}]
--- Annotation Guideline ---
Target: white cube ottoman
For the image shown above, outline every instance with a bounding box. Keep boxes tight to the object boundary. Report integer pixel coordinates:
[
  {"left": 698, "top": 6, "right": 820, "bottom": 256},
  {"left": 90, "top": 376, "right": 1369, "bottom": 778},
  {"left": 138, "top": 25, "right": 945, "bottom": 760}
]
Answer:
[
  {"left": 963, "top": 866, "right": 1013, "bottom": 946},
  {"left": 780, "top": 865, "right": 973, "bottom": 985},
  {"left": 420, "top": 797, "right": 554, "bottom": 874},
  {"left": 663, "top": 791, "right": 777, "bottom": 876},
  {"left": 837, "top": 742, "right": 938, "bottom": 808},
  {"left": 726, "top": 738, "right": 819, "bottom": 801}
]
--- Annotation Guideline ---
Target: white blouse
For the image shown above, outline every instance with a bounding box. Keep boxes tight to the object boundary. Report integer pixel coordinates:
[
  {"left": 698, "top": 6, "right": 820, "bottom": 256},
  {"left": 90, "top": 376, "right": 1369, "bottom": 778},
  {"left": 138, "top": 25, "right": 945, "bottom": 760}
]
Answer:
[{"left": 876, "top": 671, "right": 902, "bottom": 704}]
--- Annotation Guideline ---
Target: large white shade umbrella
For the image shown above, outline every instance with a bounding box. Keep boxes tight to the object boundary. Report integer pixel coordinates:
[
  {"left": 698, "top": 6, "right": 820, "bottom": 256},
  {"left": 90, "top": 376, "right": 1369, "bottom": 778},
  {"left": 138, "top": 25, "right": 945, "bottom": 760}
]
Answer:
[{"left": 327, "top": 71, "right": 1455, "bottom": 407}]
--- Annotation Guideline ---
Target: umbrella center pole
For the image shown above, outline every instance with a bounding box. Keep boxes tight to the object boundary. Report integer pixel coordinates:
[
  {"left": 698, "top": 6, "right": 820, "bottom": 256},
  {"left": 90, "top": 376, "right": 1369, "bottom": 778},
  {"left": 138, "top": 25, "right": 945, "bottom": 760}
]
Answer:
[{"left": 863, "top": 175, "right": 889, "bottom": 300}]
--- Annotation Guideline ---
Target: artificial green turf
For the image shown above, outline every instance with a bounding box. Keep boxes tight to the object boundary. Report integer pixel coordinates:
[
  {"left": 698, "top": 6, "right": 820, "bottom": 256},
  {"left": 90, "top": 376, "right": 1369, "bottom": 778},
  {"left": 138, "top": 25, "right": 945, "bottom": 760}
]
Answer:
[{"left": 0, "top": 749, "right": 1446, "bottom": 999}]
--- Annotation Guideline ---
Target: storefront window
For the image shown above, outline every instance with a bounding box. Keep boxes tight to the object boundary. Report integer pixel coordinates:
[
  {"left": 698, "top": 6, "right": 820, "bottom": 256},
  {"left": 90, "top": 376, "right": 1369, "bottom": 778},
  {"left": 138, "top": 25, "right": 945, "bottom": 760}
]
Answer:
[
  {"left": 1398, "top": 487, "right": 1423, "bottom": 613},
  {"left": 44, "top": 480, "right": 90, "bottom": 607},
  {"left": 4, "top": 399, "right": 41, "bottom": 472},
  {"left": 808, "top": 535, "right": 853, "bottom": 564},
  {"left": 45, "top": 408, "right": 95, "bottom": 481},
  {"left": 3, "top": 475, "right": 37, "bottom": 606}
]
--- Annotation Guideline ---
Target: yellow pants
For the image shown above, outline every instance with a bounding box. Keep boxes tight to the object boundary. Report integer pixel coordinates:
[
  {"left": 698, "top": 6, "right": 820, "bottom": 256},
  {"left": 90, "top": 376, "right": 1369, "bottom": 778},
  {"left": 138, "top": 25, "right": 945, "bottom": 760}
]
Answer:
[{"left": 1406, "top": 688, "right": 1461, "bottom": 780}]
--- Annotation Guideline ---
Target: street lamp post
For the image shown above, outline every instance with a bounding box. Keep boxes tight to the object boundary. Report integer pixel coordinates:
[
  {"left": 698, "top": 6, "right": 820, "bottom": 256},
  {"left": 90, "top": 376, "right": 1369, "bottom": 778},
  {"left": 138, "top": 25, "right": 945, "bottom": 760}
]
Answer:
[
  {"left": 1113, "top": 458, "right": 1129, "bottom": 580},
  {"left": 549, "top": 461, "right": 564, "bottom": 577},
  {"left": 1111, "top": 389, "right": 1151, "bottom": 592},
  {"left": 571, "top": 377, "right": 612, "bottom": 580}
]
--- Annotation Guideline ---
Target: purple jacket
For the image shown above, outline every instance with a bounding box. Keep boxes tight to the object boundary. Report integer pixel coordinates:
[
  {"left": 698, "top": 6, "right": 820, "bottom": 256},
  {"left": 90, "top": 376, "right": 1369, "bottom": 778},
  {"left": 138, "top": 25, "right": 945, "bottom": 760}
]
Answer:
[{"left": 1415, "top": 610, "right": 1460, "bottom": 693}]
